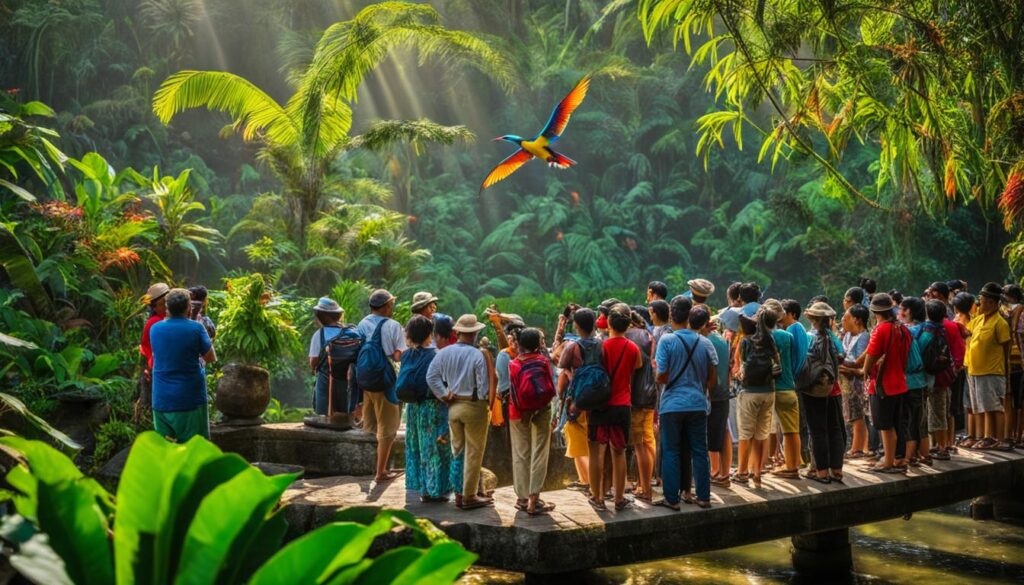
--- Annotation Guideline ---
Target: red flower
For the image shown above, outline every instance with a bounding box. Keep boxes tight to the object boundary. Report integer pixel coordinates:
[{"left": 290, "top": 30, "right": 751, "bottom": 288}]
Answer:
[
  {"left": 999, "top": 169, "right": 1024, "bottom": 230},
  {"left": 99, "top": 247, "right": 141, "bottom": 272}
]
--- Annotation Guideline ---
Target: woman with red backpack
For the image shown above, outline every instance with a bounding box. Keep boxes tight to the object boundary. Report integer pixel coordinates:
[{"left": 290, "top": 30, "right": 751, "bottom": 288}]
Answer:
[{"left": 508, "top": 328, "right": 557, "bottom": 515}]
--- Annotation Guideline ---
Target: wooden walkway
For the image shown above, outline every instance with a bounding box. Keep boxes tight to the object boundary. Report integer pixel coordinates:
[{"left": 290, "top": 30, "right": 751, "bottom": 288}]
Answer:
[{"left": 281, "top": 449, "right": 1024, "bottom": 576}]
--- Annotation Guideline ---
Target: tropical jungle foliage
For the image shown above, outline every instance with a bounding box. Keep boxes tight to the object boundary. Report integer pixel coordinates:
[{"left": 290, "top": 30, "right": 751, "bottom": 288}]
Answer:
[
  {"left": 0, "top": 0, "right": 1019, "bottom": 479},
  {"left": 0, "top": 432, "right": 475, "bottom": 585}
]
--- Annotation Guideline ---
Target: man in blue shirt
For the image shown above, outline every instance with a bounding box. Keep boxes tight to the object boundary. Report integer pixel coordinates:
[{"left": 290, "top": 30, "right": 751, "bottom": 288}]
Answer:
[
  {"left": 762, "top": 299, "right": 801, "bottom": 477},
  {"left": 150, "top": 288, "right": 215, "bottom": 442},
  {"left": 654, "top": 296, "right": 717, "bottom": 510}
]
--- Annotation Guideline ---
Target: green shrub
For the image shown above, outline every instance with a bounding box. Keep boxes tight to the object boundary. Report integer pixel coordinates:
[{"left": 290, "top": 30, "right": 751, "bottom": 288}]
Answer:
[
  {"left": 91, "top": 420, "right": 136, "bottom": 472},
  {"left": 216, "top": 274, "right": 299, "bottom": 372}
]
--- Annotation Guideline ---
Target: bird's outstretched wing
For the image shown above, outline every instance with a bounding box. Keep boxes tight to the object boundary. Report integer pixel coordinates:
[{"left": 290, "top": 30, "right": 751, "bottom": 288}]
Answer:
[
  {"left": 480, "top": 149, "right": 534, "bottom": 191},
  {"left": 539, "top": 76, "right": 590, "bottom": 140}
]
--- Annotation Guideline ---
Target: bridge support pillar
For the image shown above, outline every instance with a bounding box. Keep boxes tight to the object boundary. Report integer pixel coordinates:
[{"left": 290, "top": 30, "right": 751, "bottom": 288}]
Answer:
[
  {"left": 971, "top": 493, "right": 1024, "bottom": 524},
  {"left": 791, "top": 528, "right": 852, "bottom": 579}
]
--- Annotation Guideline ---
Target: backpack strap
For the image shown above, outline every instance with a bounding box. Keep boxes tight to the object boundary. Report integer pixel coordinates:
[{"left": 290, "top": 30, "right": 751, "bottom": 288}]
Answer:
[
  {"left": 371, "top": 318, "right": 388, "bottom": 346},
  {"left": 608, "top": 341, "right": 629, "bottom": 382},
  {"left": 665, "top": 331, "right": 698, "bottom": 390}
]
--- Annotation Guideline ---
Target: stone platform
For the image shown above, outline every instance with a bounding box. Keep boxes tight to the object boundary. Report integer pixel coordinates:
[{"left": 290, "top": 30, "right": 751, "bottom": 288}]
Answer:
[
  {"left": 211, "top": 422, "right": 405, "bottom": 476},
  {"left": 280, "top": 448, "right": 1024, "bottom": 576}
]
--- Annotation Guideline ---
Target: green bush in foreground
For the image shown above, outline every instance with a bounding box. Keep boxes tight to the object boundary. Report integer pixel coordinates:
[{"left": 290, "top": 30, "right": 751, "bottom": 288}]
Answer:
[{"left": 0, "top": 431, "right": 476, "bottom": 585}]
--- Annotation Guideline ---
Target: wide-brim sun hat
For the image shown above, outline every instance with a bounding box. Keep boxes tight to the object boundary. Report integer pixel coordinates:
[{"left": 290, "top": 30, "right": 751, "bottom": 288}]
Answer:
[
  {"left": 452, "top": 314, "right": 486, "bottom": 333},
  {"left": 313, "top": 297, "right": 343, "bottom": 314},
  {"left": 868, "top": 293, "right": 895, "bottom": 313},
  {"left": 143, "top": 282, "right": 170, "bottom": 304},
  {"left": 805, "top": 301, "right": 836, "bottom": 318},
  {"left": 410, "top": 291, "right": 439, "bottom": 312}
]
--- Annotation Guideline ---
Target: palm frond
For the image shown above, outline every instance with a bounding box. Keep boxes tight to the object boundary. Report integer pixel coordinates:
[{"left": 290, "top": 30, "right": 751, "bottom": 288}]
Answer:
[{"left": 152, "top": 70, "right": 299, "bottom": 146}]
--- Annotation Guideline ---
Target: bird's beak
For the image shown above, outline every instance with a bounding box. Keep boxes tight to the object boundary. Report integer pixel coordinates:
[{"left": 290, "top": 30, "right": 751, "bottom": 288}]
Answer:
[{"left": 492, "top": 137, "right": 503, "bottom": 142}]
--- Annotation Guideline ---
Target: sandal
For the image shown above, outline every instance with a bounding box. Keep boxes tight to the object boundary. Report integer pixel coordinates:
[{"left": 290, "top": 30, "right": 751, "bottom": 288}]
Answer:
[
  {"left": 973, "top": 438, "right": 997, "bottom": 450},
  {"left": 614, "top": 499, "right": 633, "bottom": 511},
  {"left": 459, "top": 497, "right": 493, "bottom": 510},
  {"left": 993, "top": 440, "right": 1016, "bottom": 452},
  {"left": 802, "top": 472, "right": 831, "bottom": 484},
  {"left": 514, "top": 500, "right": 529, "bottom": 512},
  {"left": 846, "top": 450, "right": 868, "bottom": 459},
  {"left": 918, "top": 456, "right": 934, "bottom": 466},
  {"left": 829, "top": 471, "right": 844, "bottom": 483},
  {"left": 566, "top": 481, "right": 589, "bottom": 491},
  {"left": 634, "top": 491, "right": 653, "bottom": 503},
  {"left": 588, "top": 497, "right": 607, "bottom": 512},
  {"left": 711, "top": 476, "right": 732, "bottom": 488},
  {"left": 731, "top": 472, "right": 750, "bottom": 484},
  {"left": 933, "top": 450, "right": 951, "bottom": 461},
  {"left": 772, "top": 468, "right": 801, "bottom": 479},
  {"left": 751, "top": 476, "right": 762, "bottom": 489},
  {"left": 870, "top": 466, "right": 906, "bottom": 475},
  {"left": 696, "top": 500, "right": 711, "bottom": 509},
  {"left": 652, "top": 498, "right": 680, "bottom": 511},
  {"left": 681, "top": 493, "right": 697, "bottom": 505},
  {"left": 420, "top": 495, "right": 450, "bottom": 503},
  {"left": 374, "top": 470, "right": 404, "bottom": 482}
]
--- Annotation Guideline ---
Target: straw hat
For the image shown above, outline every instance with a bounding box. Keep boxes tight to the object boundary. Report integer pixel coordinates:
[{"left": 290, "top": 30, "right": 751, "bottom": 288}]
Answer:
[
  {"left": 452, "top": 314, "right": 486, "bottom": 333},
  {"left": 804, "top": 301, "right": 836, "bottom": 318},
  {"left": 688, "top": 278, "right": 715, "bottom": 297}
]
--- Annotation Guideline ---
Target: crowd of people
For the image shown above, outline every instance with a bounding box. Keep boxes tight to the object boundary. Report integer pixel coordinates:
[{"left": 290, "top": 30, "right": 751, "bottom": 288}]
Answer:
[{"left": 138, "top": 274, "right": 1024, "bottom": 515}]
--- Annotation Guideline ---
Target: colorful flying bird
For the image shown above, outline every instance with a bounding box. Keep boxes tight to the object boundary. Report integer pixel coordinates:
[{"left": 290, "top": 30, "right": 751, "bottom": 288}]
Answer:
[{"left": 480, "top": 76, "right": 590, "bottom": 192}]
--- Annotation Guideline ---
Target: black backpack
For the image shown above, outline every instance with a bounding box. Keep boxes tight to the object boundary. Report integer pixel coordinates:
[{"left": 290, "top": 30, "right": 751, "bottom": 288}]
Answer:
[
  {"left": 318, "top": 326, "right": 363, "bottom": 378},
  {"left": 629, "top": 330, "right": 658, "bottom": 409},
  {"left": 740, "top": 337, "right": 776, "bottom": 387},
  {"left": 796, "top": 330, "right": 841, "bottom": 398},
  {"left": 919, "top": 326, "right": 952, "bottom": 375}
]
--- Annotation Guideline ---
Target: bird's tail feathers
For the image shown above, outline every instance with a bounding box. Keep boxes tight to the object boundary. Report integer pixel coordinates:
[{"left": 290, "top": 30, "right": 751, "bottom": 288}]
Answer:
[{"left": 546, "top": 149, "right": 577, "bottom": 169}]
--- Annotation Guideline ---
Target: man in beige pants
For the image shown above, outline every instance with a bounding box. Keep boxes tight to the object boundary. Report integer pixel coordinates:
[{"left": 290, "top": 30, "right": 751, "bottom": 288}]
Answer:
[
  {"left": 426, "top": 314, "right": 491, "bottom": 510},
  {"left": 507, "top": 328, "right": 556, "bottom": 515}
]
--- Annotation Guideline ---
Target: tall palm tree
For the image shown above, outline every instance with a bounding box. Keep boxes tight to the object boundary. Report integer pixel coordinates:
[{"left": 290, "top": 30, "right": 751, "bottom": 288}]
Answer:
[{"left": 152, "top": 1, "right": 515, "bottom": 248}]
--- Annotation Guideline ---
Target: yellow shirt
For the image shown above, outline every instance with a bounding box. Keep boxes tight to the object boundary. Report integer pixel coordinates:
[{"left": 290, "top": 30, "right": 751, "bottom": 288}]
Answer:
[{"left": 966, "top": 311, "right": 1010, "bottom": 376}]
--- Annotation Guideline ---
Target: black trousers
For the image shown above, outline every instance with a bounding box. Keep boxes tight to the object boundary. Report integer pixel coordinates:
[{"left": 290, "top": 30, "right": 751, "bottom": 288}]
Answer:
[{"left": 804, "top": 394, "right": 847, "bottom": 471}]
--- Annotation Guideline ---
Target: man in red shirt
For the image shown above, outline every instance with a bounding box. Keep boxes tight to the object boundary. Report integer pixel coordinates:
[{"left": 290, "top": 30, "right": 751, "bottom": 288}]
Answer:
[
  {"left": 136, "top": 282, "right": 169, "bottom": 421},
  {"left": 588, "top": 303, "right": 641, "bottom": 511},
  {"left": 860, "top": 293, "right": 911, "bottom": 473}
]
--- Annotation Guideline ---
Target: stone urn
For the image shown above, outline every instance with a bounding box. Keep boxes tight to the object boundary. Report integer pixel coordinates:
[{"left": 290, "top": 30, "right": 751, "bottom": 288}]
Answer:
[{"left": 216, "top": 362, "right": 270, "bottom": 425}]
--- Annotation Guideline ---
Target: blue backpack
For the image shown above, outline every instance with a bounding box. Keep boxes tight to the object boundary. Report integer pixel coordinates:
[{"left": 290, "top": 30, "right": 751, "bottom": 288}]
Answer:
[
  {"left": 396, "top": 347, "right": 436, "bottom": 403},
  {"left": 356, "top": 319, "right": 397, "bottom": 393},
  {"left": 569, "top": 338, "right": 615, "bottom": 412}
]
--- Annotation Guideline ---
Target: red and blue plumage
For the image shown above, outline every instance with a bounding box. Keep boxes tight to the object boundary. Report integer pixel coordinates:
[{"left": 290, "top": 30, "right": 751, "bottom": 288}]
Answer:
[{"left": 480, "top": 76, "right": 590, "bottom": 192}]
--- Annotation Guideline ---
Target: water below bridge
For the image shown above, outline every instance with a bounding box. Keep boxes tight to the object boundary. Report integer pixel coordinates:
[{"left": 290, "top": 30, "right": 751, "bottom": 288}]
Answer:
[{"left": 460, "top": 501, "right": 1024, "bottom": 584}]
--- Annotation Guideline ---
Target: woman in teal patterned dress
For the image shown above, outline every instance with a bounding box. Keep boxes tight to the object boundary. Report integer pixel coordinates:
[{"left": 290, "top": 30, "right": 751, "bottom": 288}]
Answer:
[{"left": 403, "top": 315, "right": 462, "bottom": 502}]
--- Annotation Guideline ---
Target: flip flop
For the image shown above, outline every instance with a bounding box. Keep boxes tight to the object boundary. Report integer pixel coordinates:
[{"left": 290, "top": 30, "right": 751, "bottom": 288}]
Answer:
[
  {"left": 587, "top": 497, "right": 607, "bottom": 512},
  {"left": 652, "top": 498, "right": 680, "bottom": 511},
  {"left": 802, "top": 472, "right": 831, "bottom": 484},
  {"left": 614, "top": 499, "right": 633, "bottom": 511},
  {"left": 772, "top": 469, "right": 801, "bottom": 479}
]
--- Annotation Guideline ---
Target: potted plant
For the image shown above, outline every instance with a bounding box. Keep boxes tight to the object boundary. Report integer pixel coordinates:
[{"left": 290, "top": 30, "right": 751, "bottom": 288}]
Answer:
[{"left": 214, "top": 274, "right": 297, "bottom": 424}]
